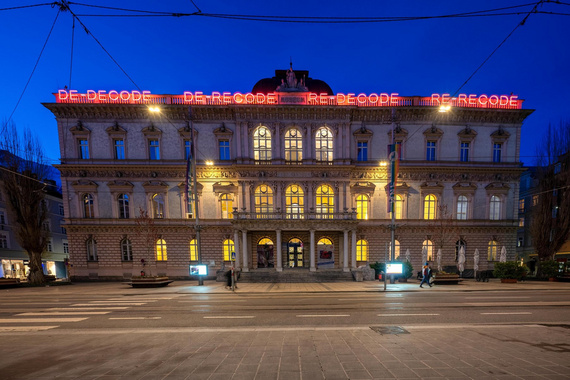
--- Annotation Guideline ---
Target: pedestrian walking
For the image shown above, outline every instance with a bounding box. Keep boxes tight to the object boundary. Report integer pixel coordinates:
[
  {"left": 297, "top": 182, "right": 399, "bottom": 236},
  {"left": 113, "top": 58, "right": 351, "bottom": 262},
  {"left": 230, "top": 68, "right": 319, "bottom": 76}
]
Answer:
[
  {"left": 225, "top": 267, "right": 233, "bottom": 289},
  {"left": 420, "top": 262, "right": 432, "bottom": 288}
]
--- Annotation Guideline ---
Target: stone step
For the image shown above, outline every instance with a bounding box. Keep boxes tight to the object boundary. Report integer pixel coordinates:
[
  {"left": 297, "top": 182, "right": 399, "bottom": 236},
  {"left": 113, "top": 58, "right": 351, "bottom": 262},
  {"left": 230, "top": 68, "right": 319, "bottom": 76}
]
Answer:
[{"left": 238, "top": 270, "right": 355, "bottom": 283}]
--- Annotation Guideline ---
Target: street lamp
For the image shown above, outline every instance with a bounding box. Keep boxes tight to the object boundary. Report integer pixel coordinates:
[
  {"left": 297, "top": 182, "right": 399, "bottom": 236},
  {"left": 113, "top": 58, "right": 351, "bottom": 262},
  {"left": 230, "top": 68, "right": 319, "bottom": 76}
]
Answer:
[{"left": 188, "top": 107, "right": 203, "bottom": 286}]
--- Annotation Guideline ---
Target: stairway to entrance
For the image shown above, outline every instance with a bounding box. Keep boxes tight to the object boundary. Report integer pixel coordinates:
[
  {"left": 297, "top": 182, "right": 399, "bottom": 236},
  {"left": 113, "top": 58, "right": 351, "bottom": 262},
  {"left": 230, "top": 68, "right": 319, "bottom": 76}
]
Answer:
[{"left": 239, "top": 269, "right": 354, "bottom": 283}]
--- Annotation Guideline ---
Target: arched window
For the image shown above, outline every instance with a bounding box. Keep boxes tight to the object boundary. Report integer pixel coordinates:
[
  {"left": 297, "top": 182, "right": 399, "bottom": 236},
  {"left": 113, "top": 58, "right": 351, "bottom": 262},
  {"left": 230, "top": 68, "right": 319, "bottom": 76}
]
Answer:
[
  {"left": 455, "top": 240, "right": 466, "bottom": 262},
  {"left": 423, "top": 194, "right": 437, "bottom": 220},
  {"left": 152, "top": 194, "right": 165, "bottom": 219},
  {"left": 422, "top": 240, "right": 434, "bottom": 261},
  {"left": 86, "top": 237, "right": 97, "bottom": 261},
  {"left": 389, "top": 240, "right": 401, "bottom": 260},
  {"left": 356, "top": 239, "right": 368, "bottom": 261},
  {"left": 189, "top": 239, "right": 197, "bottom": 261},
  {"left": 223, "top": 239, "right": 235, "bottom": 261},
  {"left": 286, "top": 184, "right": 304, "bottom": 219},
  {"left": 315, "top": 127, "right": 333, "bottom": 162},
  {"left": 356, "top": 195, "right": 369, "bottom": 220},
  {"left": 83, "top": 194, "right": 94, "bottom": 218},
  {"left": 284, "top": 128, "right": 303, "bottom": 163},
  {"left": 394, "top": 194, "right": 403, "bottom": 220},
  {"left": 488, "top": 240, "right": 499, "bottom": 261},
  {"left": 253, "top": 126, "right": 272, "bottom": 162},
  {"left": 118, "top": 194, "right": 129, "bottom": 219},
  {"left": 254, "top": 185, "right": 273, "bottom": 217},
  {"left": 457, "top": 195, "right": 468, "bottom": 220},
  {"left": 156, "top": 238, "right": 167, "bottom": 261},
  {"left": 220, "top": 193, "right": 233, "bottom": 219},
  {"left": 490, "top": 195, "right": 501, "bottom": 220},
  {"left": 121, "top": 238, "right": 132, "bottom": 261},
  {"left": 315, "top": 185, "right": 334, "bottom": 219}
]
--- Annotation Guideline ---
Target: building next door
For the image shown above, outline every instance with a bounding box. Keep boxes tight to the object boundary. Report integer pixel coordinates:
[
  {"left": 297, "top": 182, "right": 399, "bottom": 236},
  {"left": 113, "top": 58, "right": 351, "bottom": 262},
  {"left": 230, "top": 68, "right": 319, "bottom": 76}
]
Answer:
[{"left": 287, "top": 238, "right": 304, "bottom": 268}]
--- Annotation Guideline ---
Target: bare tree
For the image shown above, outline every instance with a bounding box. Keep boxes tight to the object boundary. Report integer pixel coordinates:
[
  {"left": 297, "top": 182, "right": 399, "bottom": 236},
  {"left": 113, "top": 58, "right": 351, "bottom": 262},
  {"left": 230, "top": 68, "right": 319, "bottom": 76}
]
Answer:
[
  {"left": 530, "top": 122, "right": 570, "bottom": 274},
  {"left": 429, "top": 203, "right": 460, "bottom": 266},
  {"left": 0, "top": 121, "right": 50, "bottom": 285},
  {"left": 134, "top": 207, "right": 160, "bottom": 277}
]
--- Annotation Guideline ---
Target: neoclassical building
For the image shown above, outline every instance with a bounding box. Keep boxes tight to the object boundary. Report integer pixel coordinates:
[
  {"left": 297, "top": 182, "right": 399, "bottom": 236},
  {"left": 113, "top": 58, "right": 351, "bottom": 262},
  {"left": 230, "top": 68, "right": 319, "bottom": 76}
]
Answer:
[{"left": 45, "top": 66, "right": 533, "bottom": 281}]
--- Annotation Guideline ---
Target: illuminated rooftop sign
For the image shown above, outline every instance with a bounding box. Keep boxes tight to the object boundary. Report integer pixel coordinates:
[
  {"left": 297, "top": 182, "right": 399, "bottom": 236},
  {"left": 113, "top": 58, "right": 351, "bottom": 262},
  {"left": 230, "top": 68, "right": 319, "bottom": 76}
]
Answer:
[{"left": 55, "top": 89, "right": 522, "bottom": 109}]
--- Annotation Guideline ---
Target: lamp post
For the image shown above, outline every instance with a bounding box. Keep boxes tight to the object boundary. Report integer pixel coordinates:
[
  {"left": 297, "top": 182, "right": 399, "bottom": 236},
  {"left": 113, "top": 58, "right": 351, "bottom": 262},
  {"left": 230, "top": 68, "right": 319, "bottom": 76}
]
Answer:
[
  {"left": 389, "top": 108, "right": 397, "bottom": 284},
  {"left": 188, "top": 107, "right": 203, "bottom": 286}
]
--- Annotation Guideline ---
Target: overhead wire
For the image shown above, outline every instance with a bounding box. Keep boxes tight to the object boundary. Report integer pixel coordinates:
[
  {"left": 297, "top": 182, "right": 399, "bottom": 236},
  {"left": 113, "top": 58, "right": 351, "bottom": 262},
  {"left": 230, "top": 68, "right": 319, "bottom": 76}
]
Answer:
[
  {"left": 0, "top": 3, "right": 56, "bottom": 12},
  {"left": 68, "top": 16, "right": 75, "bottom": 88}
]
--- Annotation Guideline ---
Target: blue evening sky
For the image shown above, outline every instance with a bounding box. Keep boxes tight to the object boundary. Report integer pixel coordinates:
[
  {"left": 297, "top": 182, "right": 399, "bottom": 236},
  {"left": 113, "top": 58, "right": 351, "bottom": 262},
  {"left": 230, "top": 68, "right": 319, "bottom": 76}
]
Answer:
[{"left": 1, "top": 1, "right": 568, "bottom": 166}]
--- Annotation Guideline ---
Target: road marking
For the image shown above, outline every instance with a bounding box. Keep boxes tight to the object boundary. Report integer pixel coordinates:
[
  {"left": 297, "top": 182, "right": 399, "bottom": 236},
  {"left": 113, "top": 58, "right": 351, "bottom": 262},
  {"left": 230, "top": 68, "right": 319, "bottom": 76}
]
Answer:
[
  {"left": 48, "top": 307, "right": 129, "bottom": 311},
  {"left": 89, "top": 300, "right": 155, "bottom": 303},
  {"left": 0, "top": 326, "right": 59, "bottom": 332},
  {"left": 480, "top": 312, "right": 532, "bottom": 315},
  {"left": 109, "top": 317, "right": 162, "bottom": 320},
  {"left": 377, "top": 313, "right": 440, "bottom": 317},
  {"left": 465, "top": 296, "right": 530, "bottom": 299},
  {"left": 16, "top": 312, "right": 111, "bottom": 316},
  {"left": 108, "top": 297, "right": 170, "bottom": 300},
  {"left": 203, "top": 316, "right": 255, "bottom": 319},
  {"left": 179, "top": 300, "right": 247, "bottom": 303},
  {"left": 0, "top": 318, "right": 87, "bottom": 323},
  {"left": 296, "top": 314, "right": 351, "bottom": 318},
  {"left": 72, "top": 303, "right": 146, "bottom": 306}
]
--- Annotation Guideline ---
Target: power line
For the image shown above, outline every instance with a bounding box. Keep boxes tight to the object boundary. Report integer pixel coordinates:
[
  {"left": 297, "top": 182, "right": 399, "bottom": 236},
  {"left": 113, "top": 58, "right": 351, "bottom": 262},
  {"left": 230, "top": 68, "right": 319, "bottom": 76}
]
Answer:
[
  {"left": 8, "top": 9, "right": 61, "bottom": 123},
  {"left": 68, "top": 16, "right": 75, "bottom": 88},
  {"left": 0, "top": 3, "right": 55, "bottom": 12}
]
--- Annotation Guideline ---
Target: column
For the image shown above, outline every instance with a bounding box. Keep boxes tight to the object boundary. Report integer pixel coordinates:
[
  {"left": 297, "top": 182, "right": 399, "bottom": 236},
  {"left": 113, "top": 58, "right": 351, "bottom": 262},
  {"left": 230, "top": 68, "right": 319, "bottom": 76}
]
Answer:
[
  {"left": 234, "top": 230, "right": 241, "bottom": 268},
  {"left": 343, "top": 230, "right": 349, "bottom": 272},
  {"left": 310, "top": 229, "right": 316, "bottom": 271},
  {"left": 242, "top": 230, "right": 249, "bottom": 272},
  {"left": 276, "top": 229, "right": 282, "bottom": 272},
  {"left": 351, "top": 230, "right": 357, "bottom": 269}
]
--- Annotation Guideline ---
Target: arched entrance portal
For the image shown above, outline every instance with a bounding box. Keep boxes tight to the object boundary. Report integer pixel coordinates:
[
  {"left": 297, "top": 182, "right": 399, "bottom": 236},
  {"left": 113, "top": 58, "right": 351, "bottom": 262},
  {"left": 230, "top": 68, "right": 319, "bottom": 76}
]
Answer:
[
  {"left": 287, "top": 238, "right": 304, "bottom": 268},
  {"left": 317, "top": 237, "right": 334, "bottom": 268},
  {"left": 257, "top": 238, "right": 274, "bottom": 268}
]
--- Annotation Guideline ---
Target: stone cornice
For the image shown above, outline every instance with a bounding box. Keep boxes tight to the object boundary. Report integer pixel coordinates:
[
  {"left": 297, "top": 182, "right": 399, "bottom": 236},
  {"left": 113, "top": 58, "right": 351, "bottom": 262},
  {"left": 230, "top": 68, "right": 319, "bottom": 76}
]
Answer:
[{"left": 43, "top": 103, "right": 534, "bottom": 125}]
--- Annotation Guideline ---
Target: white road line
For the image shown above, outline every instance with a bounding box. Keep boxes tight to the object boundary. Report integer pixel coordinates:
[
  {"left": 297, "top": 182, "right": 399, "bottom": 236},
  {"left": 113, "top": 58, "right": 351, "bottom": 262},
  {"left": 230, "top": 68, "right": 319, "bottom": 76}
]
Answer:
[
  {"left": 0, "top": 318, "right": 87, "bottom": 323},
  {"left": 89, "top": 300, "right": 155, "bottom": 303},
  {"left": 179, "top": 300, "right": 247, "bottom": 303},
  {"left": 296, "top": 314, "right": 351, "bottom": 318},
  {"left": 109, "top": 317, "right": 162, "bottom": 320},
  {"left": 16, "top": 312, "right": 111, "bottom": 316},
  {"left": 480, "top": 312, "right": 532, "bottom": 315},
  {"left": 48, "top": 307, "right": 129, "bottom": 311},
  {"left": 72, "top": 303, "right": 146, "bottom": 306},
  {"left": 108, "top": 298, "right": 172, "bottom": 300},
  {"left": 203, "top": 316, "right": 255, "bottom": 319},
  {"left": 377, "top": 313, "right": 440, "bottom": 317},
  {"left": 0, "top": 326, "right": 59, "bottom": 332},
  {"left": 465, "top": 296, "right": 530, "bottom": 299}
]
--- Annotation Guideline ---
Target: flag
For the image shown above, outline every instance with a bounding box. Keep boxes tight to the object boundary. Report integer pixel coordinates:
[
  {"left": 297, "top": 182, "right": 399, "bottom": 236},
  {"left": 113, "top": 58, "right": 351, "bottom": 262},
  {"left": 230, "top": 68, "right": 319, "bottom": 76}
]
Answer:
[{"left": 387, "top": 143, "right": 400, "bottom": 214}]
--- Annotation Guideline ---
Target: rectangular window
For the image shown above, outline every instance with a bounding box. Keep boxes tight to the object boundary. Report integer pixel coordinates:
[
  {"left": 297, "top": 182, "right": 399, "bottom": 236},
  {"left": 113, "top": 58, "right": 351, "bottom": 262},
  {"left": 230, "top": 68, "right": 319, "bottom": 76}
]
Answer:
[
  {"left": 43, "top": 222, "right": 50, "bottom": 232},
  {"left": 59, "top": 204, "right": 65, "bottom": 216},
  {"left": 78, "top": 139, "right": 89, "bottom": 159},
  {"left": 47, "top": 238, "right": 53, "bottom": 252},
  {"left": 519, "top": 217, "right": 524, "bottom": 227},
  {"left": 532, "top": 195, "right": 538, "bottom": 206},
  {"left": 61, "top": 226, "right": 67, "bottom": 235},
  {"left": 219, "top": 140, "right": 230, "bottom": 160},
  {"left": 149, "top": 139, "right": 160, "bottom": 160},
  {"left": 517, "top": 237, "right": 523, "bottom": 247},
  {"left": 426, "top": 141, "right": 436, "bottom": 161},
  {"left": 357, "top": 142, "right": 368, "bottom": 162},
  {"left": 460, "top": 142, "right": 469, "bottom": 162},
  {"left": 493, "top": 143, "right": 502, "bottom": 163},
  {"left": 0, "top": 233, "right": 7, "bottom": 248},
  {"left": 63, "top": 240, "right": 69, "bottom": 254},
  {"left": 518, "top": 199, "right": 525, "bottom": 213},
  {"left": 0, "top": 210, "right": 5, "bottom": 225},
  {"left": 114, "top": 139, "right": 125, "bottom": 160}
]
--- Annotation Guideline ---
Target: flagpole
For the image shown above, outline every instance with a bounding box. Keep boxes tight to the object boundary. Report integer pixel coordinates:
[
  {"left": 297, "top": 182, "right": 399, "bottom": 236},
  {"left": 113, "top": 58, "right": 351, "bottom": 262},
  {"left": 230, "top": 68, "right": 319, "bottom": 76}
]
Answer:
[{"left": 189, "top": 107, "right": 203, "bottom": 286}]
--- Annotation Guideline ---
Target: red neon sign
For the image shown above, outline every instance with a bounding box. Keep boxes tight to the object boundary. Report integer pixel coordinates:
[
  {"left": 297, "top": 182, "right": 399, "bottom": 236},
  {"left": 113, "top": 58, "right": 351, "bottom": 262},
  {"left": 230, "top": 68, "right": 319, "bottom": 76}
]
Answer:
[{"left": 55, "top": 89, "right": 522, "bottom": 109}]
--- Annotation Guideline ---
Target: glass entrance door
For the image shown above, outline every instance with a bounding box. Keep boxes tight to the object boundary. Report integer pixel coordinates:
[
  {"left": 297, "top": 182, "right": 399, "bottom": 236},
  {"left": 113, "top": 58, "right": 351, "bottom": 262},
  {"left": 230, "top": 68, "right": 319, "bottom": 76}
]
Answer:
[{"left": 288, "top": 239, "right": 303, "bottom": 268}]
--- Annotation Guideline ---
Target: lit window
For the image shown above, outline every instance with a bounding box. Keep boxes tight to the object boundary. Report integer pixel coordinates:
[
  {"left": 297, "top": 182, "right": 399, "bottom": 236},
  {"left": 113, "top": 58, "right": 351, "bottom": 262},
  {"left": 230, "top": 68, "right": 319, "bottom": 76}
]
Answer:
[
  {"left": 189, "top": 239, "right": 197, "bottom": 261},
  {"left": 517, "top": 237, "right": 523, "bottom": 247},
  {"left": 223, "top": 239, "right": 234, "bottom": 261},
  {"left": 422, "top": 240, "right": 434, "bottom": 261},
  {"left": 285, "top": 184, "right": 304, "bottom": 219},
  {"left": 78, "top": 139, "right": 89, "bottom": 159},
  {"left": 284, "top": 129, "right": 303, "bottom": 163},
  {"left": 426, "top": 141, "right": 436, "bottom": 161},
  {"left": 487, "top": 240, "right": 499, "bottom": 261},
  {"left": 518, "top": 199, "right": 525, "bottom": 213},
  {"left": 490, "top": 195, "right": 501, "bottom": 220},
  {"left": 357, "top": 142, "right": 368, "bottom": 162},
  {"left": 393, "top": 194, "right": 403, "bottom": 220},
  {"left": 423, "top": 194, "right": 437, "bottom": 220},
  {"left": 253, "top": 126, "right": 272, "bottom": 162},
  {"left": 460, "top": 142, "right": 469, "bottom": 162},
  {"left": 114, "top": 139, "right": 125, "bottom": 160},
  {"left": 389, "top": 240, "right": 401, "bottom": 260},
  {"left": 220, "top": 193, "right": 233, "bottom": 219},
  {"left": 149, "top": 139, "right": 160, "bottom": 160},
  {"left": 219, "top": 140, "right": 230, "bottom": 160},
  {"left": 356, "top": 194, "right": 369, "bottom": 220},
  {"left": 493, "top": 143, "right": 502, "bottom": 163},
  {"left": 315, "top": 185, "right": 334, "bottom": 219},
  {"left": 315, "top": 127, "right": 333, "bottom": 163},
  {"left": 121, "top": 238, "right": 132, "bottom": 261},
  {"left": 532, "top": 195, "right": 538, "bottom": 206},
  {"left": 152, "top": 194, "right": 164, "bottom": 219},
  {"left": 83, "top": 194, "right": 94, "bottom": 218},
  {"left": 156, "top": 239, "right": 167, "bottom": 261},
  {"left": 356, "top": 240, "right": 368, "bottom": 261},
  {"left": 118, "top": 194, "right": 129, "bottom": 219},
  {"left": 519, "top": 217, "right": 524, "bottom": 227},
  {"left": 457, "top": 195, "right": 468, "bottom": 220},
  {"left": 86, "top": 237, "right": 97, "bottom": 261},
  {"left": 254, "top": 185, "right": 273, "bottom": 217}
]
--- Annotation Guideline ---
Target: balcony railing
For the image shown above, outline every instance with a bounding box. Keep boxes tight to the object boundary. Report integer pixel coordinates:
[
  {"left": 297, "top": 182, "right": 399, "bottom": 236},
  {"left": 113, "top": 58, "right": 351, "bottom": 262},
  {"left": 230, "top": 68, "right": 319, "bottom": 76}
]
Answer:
[{"left": 232, "top": 208, "right": 358, "bottom": 220}]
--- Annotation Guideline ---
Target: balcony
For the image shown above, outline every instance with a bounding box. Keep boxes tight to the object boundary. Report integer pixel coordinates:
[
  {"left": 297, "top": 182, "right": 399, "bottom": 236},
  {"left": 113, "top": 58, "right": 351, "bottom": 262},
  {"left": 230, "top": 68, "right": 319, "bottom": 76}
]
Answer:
[{"left": 232, "top": 208, "right": 357, "bottom": 220}]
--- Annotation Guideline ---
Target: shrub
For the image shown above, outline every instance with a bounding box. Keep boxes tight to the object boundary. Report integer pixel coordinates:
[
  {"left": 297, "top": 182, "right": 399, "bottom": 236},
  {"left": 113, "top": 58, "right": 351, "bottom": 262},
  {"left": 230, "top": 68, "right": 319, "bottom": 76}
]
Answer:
[
  {"left": 539, "top": 260, "right": 560, "bottom": 279},
  {"left": 493, "top": 261, "right": 527, "bottom": 280},
  {"left": 369, "top": 262, "right": 385, "bottom": 276},
  {"left": 400, "top": 260, "right": 414, "bottom": 279}
]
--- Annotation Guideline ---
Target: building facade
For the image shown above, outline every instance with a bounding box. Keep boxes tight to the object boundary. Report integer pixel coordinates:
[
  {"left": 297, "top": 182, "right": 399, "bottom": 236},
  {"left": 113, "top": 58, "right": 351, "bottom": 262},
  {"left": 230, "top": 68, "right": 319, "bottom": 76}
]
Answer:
[{"left": 45, "top": 67, "right": 533, "bottom": 281}]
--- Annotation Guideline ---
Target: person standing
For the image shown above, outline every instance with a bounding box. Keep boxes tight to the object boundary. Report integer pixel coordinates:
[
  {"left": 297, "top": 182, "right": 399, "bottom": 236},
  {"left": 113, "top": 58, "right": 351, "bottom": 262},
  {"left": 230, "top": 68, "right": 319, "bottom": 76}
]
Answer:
[{"left": 420, "top": 262, "right": 432, "bottom": 288}]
